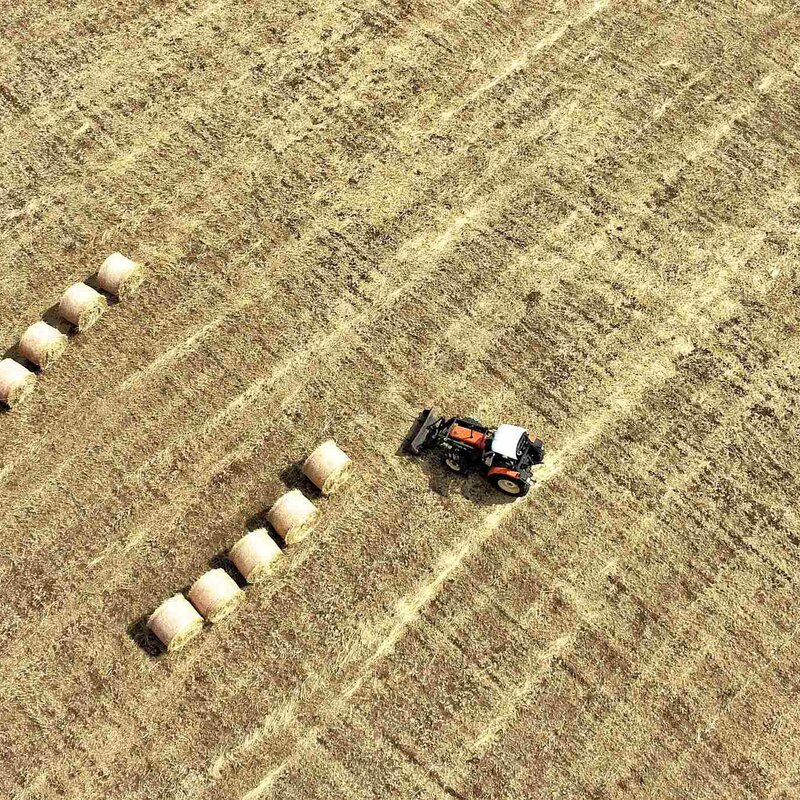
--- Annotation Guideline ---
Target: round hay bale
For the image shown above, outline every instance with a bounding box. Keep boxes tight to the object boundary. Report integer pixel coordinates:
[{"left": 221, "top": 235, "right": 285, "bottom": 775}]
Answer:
[
  {"left": 267, "top": 489, "right": 318, "bottom": 545},
  {"left": 147, "top": 593, "right": 203, "bottom": 652},
  {"left": 97, "top": 252, "right": 145, "bottom": 299},
  {"left": 18, "top": 321, "right": 68, "bottom": 369},
  {"left": 303, "top": 439, "right": 352, "bottom": 495},
  {"left": 230, "top": 528, "right": 282, "bottom": 583},
  {"left": 0, "top": 359, "right": 36, "bottom": 408},
  {"left": 59, "top": 282, "right": 107, "bottom": 331},
  {"left": 188, "top": 568, "right": 244, "bottom": 623}
]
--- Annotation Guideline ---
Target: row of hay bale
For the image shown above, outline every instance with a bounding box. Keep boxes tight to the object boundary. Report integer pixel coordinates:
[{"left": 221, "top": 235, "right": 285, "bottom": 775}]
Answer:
[
  {"left": 147, "top": 439, "right": 353, "bottom": 652},
  {"left": 0, "top": 253, "right": 144, "bottom": 409}
]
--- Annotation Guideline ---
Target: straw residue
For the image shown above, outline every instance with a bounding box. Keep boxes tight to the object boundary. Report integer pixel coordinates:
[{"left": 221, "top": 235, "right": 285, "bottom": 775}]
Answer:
[
  {"left": 59, "top": 282, "right": 107, "bottom": 331},
  {"left": 147, "top": 593, "right": 203, "bottom": 652},
  {"left": 303, "top": 439, "right": 352, "bottom": 495},
  {"left": 19, "top": 321, "right": 68, "bottom": 369},
  {"left": 230, "top": 528, "right": 282, "bottom": 583},
  {"left": 266, "top": 489, "right": 318, "bottom": 545},
  {"left": 97, "top": 252, "right": 145, "bottom": 299},
  {"left": 188, "top": 569, "right": 244, "bottom": 622},
  {"left": 0, "top": 359, "right": 36, "bottom": 408}
]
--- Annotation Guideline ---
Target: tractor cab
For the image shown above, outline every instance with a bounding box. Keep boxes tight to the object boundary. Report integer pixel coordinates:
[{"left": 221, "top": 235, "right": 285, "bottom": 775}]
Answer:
[
  {"left": 488, "top": 424, "right": 528, "bottom": 461},
  {"left": 484, "top": 424, "right": 543, "bottom": 473}
]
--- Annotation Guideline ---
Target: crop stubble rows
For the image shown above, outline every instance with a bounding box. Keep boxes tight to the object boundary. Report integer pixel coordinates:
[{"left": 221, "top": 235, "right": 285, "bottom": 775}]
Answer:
[{"left": 1, "top": 0, "right": 799, "bottom": 799}]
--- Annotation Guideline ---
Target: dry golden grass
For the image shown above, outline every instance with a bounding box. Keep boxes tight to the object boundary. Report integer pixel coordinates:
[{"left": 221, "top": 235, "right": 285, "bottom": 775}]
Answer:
[{"left": 1, "top": 1, "right": 799, "bottom": 798}]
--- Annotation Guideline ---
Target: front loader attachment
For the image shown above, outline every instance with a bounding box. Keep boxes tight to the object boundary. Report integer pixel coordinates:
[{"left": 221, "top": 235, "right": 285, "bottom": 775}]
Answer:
[{"left": 405, "top": 408, "right": 442, "bottom": 454}]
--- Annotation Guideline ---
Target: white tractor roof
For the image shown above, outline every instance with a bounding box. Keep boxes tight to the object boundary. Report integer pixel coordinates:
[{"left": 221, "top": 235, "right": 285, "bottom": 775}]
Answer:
[{"left": 491, "top": 424, "right": 527, "bottom": 459}]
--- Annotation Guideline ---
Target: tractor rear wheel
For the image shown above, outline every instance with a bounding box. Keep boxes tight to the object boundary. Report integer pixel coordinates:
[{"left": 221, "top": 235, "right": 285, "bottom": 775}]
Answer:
[{"left": 490, "top": 474, "right": 530, "bottom": 497}]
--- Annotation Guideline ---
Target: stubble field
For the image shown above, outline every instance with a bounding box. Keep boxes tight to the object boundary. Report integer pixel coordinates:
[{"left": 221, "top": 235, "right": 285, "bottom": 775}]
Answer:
[{"left": 1, "top": 1, "right": 799, "bottom": 798}]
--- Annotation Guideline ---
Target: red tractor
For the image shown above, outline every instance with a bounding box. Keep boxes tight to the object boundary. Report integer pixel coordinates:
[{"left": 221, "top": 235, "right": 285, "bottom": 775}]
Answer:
[{"left": 406, "top": 408, "right": 545, "bottom": 497}]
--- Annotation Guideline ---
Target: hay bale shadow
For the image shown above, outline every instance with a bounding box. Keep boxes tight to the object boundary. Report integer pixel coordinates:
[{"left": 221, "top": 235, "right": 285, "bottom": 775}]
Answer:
[
  {"left": 4, "top": 346, "right": 41, "bottom": 375},
  {"left": 241, "top": 518, "right": 286, "bottom": 553},
  {"left": 40, "top": 303, "right": 72, "bottom": 333},
  {"left": 4, "top": 345, "right": 47, "bottom": 376},
  {"left": 208, "top": 550, "right": 248, "bottom": 589},
  {"left": 245, "top": 511, "right": 287, "bottom": 547},
  {"left": 266, "top": 529, "right": 284, "bottom": 551},
  {"left": 127, "top": 614, "right": 164, "bottom": 659},
  {"left": 245, "top": 510, "right": 268, "bottom": 531},
  {"left": 84, "top": 273, "right": 119, "bottom": 306},
  {"left": 2, "top": 342, "right": 22, "bottom": 361},
  {"left": 279, "top": 460, "right": 320, "bottom": 499},
  {"left": 83, "top": 274, "right": 102, "bottom": 292}
]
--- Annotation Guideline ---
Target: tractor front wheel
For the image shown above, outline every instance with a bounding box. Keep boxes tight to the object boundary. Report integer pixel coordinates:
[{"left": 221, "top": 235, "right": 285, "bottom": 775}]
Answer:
[
  {"left": 443, "top": 453, "right": 468, "bottom": 474},
  {"left": 490, "top": 474, "right": 530, "bottom": 497}
]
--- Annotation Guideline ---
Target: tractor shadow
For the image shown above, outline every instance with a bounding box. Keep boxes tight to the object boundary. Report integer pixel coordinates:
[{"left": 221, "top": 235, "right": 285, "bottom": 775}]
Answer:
[{"left": 404, "top": 447, "right": 517, "bottom": 507}]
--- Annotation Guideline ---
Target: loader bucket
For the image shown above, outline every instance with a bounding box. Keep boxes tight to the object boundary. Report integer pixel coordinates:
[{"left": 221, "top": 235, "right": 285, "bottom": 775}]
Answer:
[{"left": 405, "top": 408, "right": 439, "bottom": 454}]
